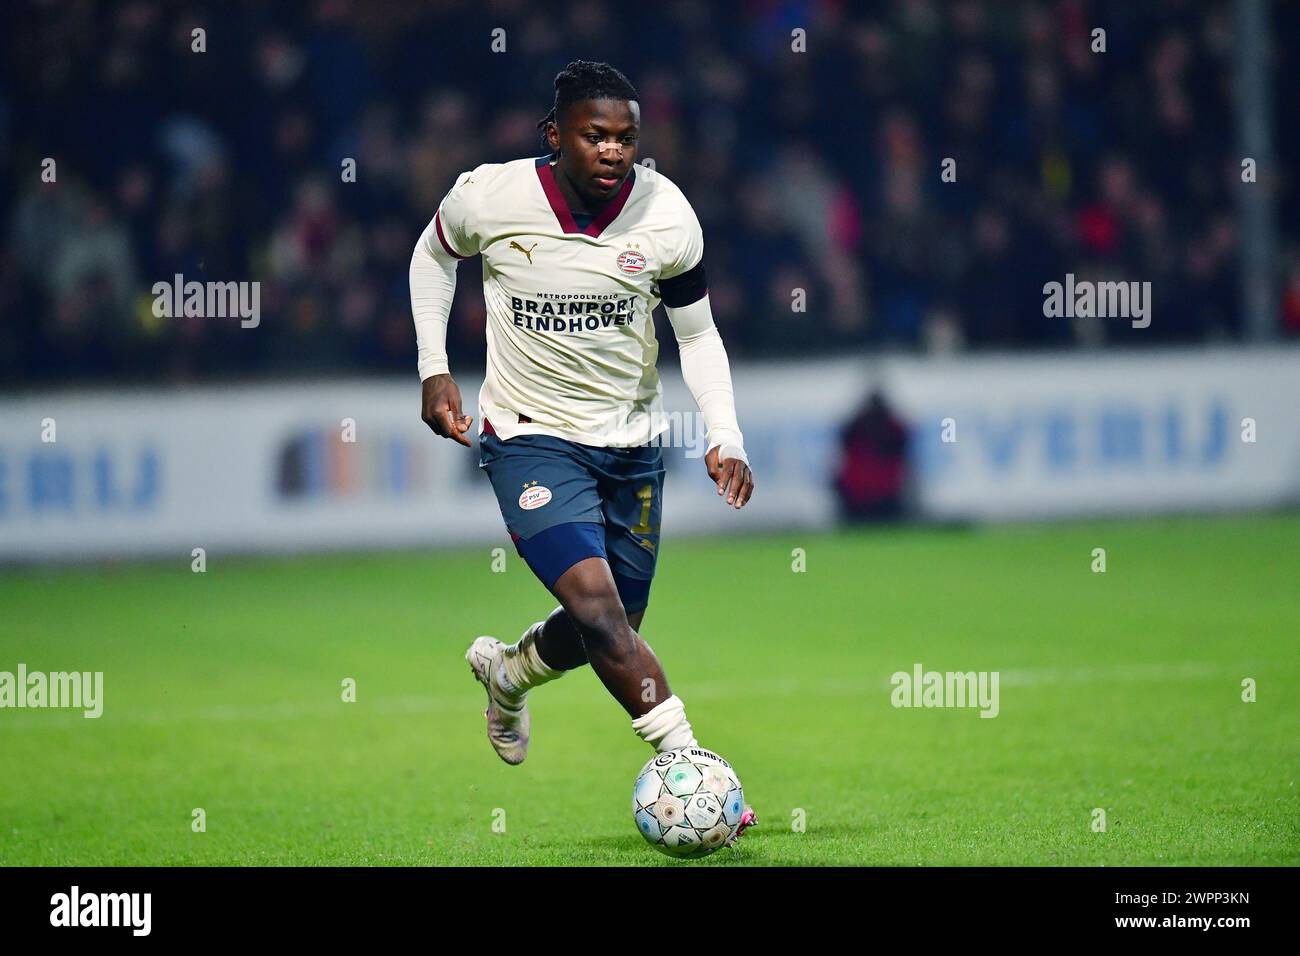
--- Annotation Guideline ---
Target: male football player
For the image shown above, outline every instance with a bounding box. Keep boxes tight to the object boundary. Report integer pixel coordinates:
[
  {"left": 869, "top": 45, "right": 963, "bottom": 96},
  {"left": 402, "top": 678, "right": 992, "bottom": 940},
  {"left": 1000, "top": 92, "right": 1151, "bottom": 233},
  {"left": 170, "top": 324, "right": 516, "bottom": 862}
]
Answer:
[{"left": 410, "top": 61, "right": 754, "bottom": 838}]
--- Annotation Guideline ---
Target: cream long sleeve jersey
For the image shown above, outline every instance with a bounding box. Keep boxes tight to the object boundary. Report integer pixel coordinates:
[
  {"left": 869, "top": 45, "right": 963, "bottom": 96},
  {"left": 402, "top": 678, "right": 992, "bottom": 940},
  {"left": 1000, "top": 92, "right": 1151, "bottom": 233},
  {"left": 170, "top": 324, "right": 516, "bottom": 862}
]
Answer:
[{"left": 411, "top": 155, "right": 747, "bottom": 460}]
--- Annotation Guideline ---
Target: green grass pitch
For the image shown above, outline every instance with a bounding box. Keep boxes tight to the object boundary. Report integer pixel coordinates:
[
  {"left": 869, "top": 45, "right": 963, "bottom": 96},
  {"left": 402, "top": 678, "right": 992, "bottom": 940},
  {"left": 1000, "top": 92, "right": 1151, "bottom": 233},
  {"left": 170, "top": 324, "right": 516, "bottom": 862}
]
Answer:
[{"left": 1, "top": 514, "right": 1296, "bottom": 866}]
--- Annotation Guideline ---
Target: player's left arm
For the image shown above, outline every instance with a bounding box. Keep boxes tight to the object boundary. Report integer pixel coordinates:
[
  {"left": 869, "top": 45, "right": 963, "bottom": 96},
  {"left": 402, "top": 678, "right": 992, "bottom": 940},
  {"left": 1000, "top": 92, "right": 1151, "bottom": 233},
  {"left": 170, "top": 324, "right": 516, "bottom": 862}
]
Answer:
[{"left": 661, "top": 268, "right": 754, "bottom": 510}]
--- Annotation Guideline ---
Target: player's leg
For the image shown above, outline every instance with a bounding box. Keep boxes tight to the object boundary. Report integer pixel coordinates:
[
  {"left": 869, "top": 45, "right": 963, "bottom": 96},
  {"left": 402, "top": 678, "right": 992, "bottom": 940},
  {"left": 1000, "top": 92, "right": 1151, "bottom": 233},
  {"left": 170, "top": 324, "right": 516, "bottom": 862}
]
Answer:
[
  {"left": 529, "top": 606, "right": 588, "bottom": 670},
  {"left": 549, "top": 557, "right": 670, "bottom": 715},
  {"left": 468, "top": 427, "right": 606, "bottom": 764},
  {"left": 511, "top": 448, "right": 657, "bottom": 673},
  {"left": 572, "top": 441, "right": 702, "bottom": 752},
  {"left": 549, "top": 555, "right": 696, "bottom": 753},
  {"left": 489, "top": 518, "right": 654, "bottom": 698},
  {"left": 527, "top": 597, "right": 646, "bottom": 671},
  {"left": 595, "top": 444, "right": 755, "bottom": 838},
  {"left": 494, "top": 439, "right": 689, "bottom": 749},
  {"left": 592, "top": 439, "right": 666, "bottom": 710}
]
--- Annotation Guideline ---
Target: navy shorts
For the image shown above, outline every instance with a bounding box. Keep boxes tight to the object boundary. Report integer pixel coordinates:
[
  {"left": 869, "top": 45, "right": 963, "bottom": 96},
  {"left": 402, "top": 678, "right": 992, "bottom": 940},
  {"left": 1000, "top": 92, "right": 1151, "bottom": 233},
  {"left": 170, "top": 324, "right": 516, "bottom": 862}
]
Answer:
[{"left": 478, "top": 417, "right": 665, "bottom": 613}]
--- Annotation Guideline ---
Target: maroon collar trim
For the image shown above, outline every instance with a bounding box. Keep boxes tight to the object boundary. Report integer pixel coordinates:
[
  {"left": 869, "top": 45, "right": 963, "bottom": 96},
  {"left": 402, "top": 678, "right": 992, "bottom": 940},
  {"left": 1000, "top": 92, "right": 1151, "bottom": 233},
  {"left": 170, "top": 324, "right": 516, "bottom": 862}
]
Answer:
[{"left": 535, "top": 157, "right": 636, "bottom": 238}]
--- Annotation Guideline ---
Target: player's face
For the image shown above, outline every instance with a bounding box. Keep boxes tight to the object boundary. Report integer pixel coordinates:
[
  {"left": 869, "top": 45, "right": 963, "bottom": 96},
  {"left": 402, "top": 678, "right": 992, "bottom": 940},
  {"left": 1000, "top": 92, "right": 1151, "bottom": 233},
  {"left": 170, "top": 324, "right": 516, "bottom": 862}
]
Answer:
[{"left": 550, "top": 98, "right": 640, "bottom": 207}]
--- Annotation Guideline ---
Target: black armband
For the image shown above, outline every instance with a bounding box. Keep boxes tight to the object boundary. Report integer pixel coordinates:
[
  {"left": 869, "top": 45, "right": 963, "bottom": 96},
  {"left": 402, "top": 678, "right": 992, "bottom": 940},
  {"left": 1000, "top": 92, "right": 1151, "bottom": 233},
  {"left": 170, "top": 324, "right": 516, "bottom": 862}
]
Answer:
[{"left": 657, "top": 259, "right": 709, "bottom": 309}]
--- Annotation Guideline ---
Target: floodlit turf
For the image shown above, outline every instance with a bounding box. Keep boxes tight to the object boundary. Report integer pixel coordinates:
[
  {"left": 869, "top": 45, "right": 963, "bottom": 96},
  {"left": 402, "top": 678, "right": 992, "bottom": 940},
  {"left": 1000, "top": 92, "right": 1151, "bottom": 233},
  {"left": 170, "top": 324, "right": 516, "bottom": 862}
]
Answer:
[{"left": 1, "top": 514, "right": 1297, "bottom": 866}]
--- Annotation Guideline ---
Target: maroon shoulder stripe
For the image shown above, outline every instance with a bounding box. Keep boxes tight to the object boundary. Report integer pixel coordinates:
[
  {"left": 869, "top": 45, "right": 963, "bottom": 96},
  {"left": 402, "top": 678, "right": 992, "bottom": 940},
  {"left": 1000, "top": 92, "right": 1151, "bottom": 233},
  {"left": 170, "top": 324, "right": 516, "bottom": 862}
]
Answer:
[{"left": 434, "top": 210, "right": 468, "bottom": 259}]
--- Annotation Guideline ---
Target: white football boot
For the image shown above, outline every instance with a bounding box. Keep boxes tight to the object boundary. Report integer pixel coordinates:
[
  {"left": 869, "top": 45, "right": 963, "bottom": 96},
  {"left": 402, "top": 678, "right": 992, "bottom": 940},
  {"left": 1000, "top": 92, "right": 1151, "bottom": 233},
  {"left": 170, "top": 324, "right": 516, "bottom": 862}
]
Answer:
[{"left": 465, "top": 636, "right": 530, "bottom": 765}]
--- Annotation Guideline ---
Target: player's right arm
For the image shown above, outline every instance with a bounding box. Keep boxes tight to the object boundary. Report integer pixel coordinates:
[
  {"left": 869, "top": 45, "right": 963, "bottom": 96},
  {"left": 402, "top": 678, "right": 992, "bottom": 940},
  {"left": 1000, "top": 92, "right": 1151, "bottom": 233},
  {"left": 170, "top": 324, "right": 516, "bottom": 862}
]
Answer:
[{"left": 410, "top": 171, "right": 482, "bottom": 447}]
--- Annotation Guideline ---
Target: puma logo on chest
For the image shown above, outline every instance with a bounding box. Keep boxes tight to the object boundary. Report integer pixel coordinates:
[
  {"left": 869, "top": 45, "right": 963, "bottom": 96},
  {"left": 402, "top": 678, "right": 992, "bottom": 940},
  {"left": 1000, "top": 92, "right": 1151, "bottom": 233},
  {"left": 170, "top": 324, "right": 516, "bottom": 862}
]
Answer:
[{"left": 509, "top": 241, "right": 538, "bottom": 263}]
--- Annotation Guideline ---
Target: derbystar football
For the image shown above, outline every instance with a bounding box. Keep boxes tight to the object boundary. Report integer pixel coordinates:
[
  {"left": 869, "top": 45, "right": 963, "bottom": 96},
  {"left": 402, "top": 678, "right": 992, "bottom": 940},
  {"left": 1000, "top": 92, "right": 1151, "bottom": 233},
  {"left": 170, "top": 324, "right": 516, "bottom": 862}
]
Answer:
[{"left": 632, "top": 747, "right": 745, "bottom": 858}]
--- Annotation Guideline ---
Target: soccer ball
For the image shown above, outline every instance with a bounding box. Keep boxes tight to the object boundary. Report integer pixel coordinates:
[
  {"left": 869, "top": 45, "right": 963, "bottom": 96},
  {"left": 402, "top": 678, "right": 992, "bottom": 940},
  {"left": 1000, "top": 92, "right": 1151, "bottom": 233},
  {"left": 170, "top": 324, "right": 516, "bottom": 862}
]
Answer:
[{"left": 632, "top": 747, "right": 745, "bottom": 858}]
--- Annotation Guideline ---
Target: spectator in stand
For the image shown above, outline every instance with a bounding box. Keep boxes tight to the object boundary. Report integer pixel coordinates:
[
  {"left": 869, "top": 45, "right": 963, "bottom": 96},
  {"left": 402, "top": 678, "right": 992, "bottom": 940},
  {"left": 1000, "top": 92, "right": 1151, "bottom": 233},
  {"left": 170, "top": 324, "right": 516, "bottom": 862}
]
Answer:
[{"left": 833, "top": 390, "right": 910, "bottom": 524}]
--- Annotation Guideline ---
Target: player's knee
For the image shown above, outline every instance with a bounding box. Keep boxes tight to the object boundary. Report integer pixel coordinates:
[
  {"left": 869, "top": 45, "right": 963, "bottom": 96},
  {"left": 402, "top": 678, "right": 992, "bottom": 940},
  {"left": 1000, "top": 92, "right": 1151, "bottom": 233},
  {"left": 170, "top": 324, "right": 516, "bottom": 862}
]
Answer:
[{"left": 565, "top": 591, "right": 633, "bottom": 657}]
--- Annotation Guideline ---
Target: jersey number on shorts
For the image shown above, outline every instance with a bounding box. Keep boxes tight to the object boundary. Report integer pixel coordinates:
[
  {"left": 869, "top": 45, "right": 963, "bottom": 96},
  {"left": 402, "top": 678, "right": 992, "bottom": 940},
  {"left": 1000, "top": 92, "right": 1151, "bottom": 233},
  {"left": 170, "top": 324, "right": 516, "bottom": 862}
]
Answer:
[{"left": 632, "top": 483, "right": 655, "bottom": 534}]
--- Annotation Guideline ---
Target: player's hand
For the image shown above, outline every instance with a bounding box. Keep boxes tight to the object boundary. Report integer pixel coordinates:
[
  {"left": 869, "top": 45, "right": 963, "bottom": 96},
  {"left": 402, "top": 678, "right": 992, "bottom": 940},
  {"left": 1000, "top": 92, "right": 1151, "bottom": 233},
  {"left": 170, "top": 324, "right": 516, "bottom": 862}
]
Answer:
[
  {"left": 705, "top": 446, "right": 754, "bottom": 510},
  {"left": 421, "top": 373, "right": 473, "bottom": 447}
]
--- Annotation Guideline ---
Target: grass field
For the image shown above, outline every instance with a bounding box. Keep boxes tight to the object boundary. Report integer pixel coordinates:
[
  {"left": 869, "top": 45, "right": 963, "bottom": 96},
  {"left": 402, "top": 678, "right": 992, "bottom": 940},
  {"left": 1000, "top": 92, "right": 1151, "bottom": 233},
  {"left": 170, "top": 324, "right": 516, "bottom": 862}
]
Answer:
[{"left": 1, "top": 514, "right": 1297, "bottom": 866}]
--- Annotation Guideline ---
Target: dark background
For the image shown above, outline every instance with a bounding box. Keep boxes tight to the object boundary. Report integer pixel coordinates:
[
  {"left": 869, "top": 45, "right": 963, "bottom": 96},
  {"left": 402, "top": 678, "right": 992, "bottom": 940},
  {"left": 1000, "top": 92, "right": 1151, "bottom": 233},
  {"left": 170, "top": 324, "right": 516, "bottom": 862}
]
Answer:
[{"left": 3, "top": 0, "right": 1298, "bottom": 387}]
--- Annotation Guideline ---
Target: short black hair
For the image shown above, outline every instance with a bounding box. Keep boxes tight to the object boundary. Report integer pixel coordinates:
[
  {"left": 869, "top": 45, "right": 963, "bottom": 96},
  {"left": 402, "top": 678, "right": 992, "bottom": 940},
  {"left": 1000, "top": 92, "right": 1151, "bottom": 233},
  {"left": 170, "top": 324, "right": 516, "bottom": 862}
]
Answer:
[{"left": 536, "top": 60, "right": 639, "bottom": 157}]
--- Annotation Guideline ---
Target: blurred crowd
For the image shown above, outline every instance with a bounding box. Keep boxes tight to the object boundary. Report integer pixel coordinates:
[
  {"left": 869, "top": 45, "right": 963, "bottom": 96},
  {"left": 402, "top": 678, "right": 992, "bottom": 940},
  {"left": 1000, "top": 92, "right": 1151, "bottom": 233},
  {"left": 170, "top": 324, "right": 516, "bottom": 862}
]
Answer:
[{"left": 3, "top": 0, "right": 1298, "bottom": 387}]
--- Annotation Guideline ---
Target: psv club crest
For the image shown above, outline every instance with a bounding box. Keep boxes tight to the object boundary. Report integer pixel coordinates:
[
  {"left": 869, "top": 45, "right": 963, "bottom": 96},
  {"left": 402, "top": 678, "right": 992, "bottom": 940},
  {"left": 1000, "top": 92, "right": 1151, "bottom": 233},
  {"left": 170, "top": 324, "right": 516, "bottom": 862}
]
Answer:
[
  {"left": 616, "top": 249, "right": 647, "bottom": 275},
  {"left": 519, "top": 481, "right": 552, "bottom": 511}
]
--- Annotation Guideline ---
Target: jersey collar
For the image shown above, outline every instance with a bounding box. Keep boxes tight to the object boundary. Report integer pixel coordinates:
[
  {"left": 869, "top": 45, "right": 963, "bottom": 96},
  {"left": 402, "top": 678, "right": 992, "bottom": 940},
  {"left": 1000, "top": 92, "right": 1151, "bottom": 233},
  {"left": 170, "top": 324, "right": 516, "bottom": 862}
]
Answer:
[{"left": 535, "top": 155, "right": 636, "bottom": 238}]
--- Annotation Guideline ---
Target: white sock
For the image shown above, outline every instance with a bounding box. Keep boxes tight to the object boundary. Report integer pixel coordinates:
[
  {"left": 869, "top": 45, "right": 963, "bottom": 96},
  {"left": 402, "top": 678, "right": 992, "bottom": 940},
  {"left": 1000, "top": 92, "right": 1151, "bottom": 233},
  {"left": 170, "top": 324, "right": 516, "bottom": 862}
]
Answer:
[
  {"left": 631, "top": 695, "right": 699, "bottom": 753},
  {"left": 494, "top": 621, "right": 563, "bottom": 700}
]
